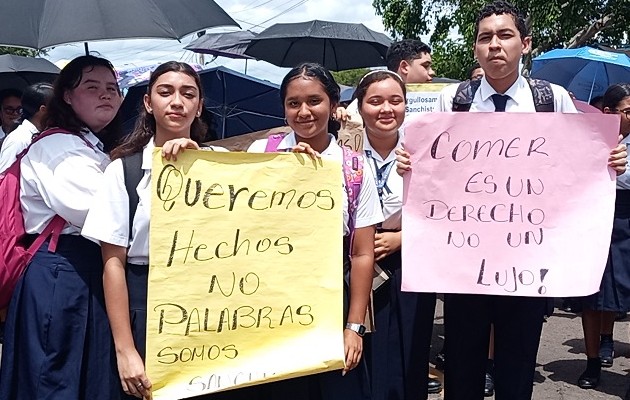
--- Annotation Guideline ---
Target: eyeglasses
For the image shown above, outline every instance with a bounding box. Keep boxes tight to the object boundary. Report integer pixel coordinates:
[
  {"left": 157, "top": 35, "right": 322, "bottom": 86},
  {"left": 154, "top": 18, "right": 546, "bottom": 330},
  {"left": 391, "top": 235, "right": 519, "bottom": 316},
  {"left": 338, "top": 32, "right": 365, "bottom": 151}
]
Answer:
[
  {"left": 2, "top": 107, "right": 22, "bottom": 115},
  {"left": 612, "top": 109, "right": 630, "bottom": 119}
]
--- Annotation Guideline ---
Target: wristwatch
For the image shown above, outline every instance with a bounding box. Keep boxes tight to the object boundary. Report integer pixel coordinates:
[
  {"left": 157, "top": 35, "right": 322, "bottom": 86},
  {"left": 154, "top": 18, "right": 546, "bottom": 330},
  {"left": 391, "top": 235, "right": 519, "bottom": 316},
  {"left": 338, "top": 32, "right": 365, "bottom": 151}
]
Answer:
[{"left": 345, "top": 322, "right": 366, "bottom": 337}]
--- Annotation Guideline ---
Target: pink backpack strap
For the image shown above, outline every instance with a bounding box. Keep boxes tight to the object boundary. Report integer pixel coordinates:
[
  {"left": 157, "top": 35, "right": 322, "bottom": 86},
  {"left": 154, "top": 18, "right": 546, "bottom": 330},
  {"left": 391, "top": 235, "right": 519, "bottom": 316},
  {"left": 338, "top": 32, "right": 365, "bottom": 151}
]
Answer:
[
  {"left": 265, "top": 133, "right": 287, "bottom": 152},
  {"left": 342, "top": 147, "right": 363, "bottom": 243}
]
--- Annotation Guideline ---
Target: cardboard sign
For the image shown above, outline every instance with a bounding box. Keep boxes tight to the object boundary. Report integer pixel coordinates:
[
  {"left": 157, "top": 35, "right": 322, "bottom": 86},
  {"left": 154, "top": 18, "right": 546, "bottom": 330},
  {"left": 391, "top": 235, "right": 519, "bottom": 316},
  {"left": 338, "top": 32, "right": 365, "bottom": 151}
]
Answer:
[
  {"left": 147, "top": 150, "right": 344, "bottom": 399},
  {"left": 402, "top": 112, "right": 619, "bottom": 297}
]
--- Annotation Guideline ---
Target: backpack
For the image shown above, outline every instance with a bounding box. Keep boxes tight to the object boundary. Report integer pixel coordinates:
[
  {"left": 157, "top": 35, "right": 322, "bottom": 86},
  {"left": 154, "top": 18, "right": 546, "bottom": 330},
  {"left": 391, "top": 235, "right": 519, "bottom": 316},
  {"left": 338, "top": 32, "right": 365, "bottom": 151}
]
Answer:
[
  {"left": 265, "top": 134, "right": 364, "bottom": 240},
  {"left": 452, "top": 78, "right": 555, "bottom": 112},
  {"left": 122, "top": 152, "right": 143, "bottom": 238},
  {"left": 0, "top": 128, "right": 90, "bottom": 309}
]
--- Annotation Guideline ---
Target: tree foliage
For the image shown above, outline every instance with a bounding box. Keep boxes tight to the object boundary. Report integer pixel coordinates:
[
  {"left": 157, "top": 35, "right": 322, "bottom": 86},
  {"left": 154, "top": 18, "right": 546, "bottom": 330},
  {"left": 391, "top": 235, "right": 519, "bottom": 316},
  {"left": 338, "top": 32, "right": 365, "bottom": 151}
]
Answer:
[
  {"left": 0, "top": 47, "right": 40, "bottom": 57},
  {"left": 372, "top": 0, "right": 630, "bottom": 80},
  {"left": 331, "top": 68, "right": 370, "bottom": 86}
]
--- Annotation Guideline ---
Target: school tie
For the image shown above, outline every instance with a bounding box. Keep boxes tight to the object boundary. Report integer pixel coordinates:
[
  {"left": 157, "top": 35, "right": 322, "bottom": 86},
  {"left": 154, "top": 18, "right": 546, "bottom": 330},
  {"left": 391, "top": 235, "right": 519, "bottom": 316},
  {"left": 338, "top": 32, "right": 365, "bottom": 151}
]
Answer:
[{"left": 491, "top": 94, "right": 509, "bottom": 112}]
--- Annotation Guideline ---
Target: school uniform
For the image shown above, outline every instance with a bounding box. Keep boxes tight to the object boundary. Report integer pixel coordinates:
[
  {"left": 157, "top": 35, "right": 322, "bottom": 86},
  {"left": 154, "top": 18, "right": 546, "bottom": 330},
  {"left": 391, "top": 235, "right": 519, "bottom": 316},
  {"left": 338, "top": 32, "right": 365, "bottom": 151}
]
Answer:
[
  {"left": 248, "top": 132, "right": 384, "bottom": 400},
  {"left": 362, "top": 132, "right": 437, "bottom": 400},
  {"left": 82, "top": 141, "right": 234, "bottom": 400},
  {"left": 583, "top": 134, "right": 630, "bottom": 312},
  {"left": 0, "top": 130, "right": 118, "bottom": 400},
  {"left": 0, "top": 119, "right": 39, "bottom": 173},
  {"left": 435, "top": 76, "right": 577, "bottom": 400}
]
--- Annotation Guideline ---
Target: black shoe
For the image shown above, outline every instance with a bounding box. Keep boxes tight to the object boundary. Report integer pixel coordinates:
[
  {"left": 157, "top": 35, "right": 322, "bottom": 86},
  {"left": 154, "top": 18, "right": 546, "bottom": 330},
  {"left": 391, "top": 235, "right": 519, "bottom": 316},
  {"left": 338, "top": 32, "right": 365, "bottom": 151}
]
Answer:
[
  {"left": 434, "top": 351, "right": 445, "bottom": 371},
  {"left": 484, "top": 372, "right": 494, "bottom": 397},
  {"left": 578, "top": 358, "right": 601, "bottom": 389},
  {"left": 615, "top": 312, "right": 627, "bottom": 321},
  {"left": 599, "top": 335, "right": 614, "bottom": 367},
  {"left": 428, "top": 377, "right": 442, "bottom": 394}
]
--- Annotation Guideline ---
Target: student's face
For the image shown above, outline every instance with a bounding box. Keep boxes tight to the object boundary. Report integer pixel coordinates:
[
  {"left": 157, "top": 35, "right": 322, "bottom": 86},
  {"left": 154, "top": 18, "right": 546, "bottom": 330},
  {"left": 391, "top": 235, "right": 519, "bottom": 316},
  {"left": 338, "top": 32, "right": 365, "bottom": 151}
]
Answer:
[
  {"left": 473, "top": 13, "right": 530, "bottom": 83},
  {"left": 64, "top": 66, "right": 122, "bottom": 133},
  {"left": 144, "top": 71, "right": 202, "bottom": 138},
  {"left": 1, "top": 96, "right": 22, "bottom": 127},
  {"left": 605, "top": 96, "right": 630, "bottom": 136},
  {"left": 399, "top": 52, "right": 435, "bottom": 84},
  {"left": 359, "top": 78, "right": 406, "bottom": 139},
  {"left": 283, "top": 77, "right": 335, "bottom": 140}
]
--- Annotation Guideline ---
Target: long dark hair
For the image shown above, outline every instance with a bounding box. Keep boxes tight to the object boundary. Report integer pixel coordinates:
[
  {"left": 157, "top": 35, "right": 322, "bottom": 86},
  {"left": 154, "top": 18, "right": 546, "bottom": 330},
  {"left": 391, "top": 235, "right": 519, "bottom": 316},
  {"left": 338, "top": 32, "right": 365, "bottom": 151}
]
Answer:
[
  {"left": 110, "top": 61, "right": 207, "bottom": 160},
  {"left": 21, "top": 82, "right": 53, "bottom": 121},
  {"left": 280, "top": 62, "right": 340, "bottom": 135},
  {"left": 45, "top": 55, "right": 121, "bottom": 151}
]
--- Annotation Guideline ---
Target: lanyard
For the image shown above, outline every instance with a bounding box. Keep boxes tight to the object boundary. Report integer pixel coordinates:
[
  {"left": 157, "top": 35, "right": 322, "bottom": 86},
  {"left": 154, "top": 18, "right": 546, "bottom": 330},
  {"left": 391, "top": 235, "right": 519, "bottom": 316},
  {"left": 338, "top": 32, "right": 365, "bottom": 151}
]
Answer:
[{"left": 365, "top": 149, "right": 394, "bottom": 210}]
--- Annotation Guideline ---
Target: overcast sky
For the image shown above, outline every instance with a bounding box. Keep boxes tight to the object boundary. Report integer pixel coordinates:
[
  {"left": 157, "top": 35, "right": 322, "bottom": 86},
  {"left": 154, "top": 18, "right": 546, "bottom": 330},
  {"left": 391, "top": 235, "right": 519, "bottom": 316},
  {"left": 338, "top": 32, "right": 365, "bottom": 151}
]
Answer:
[{"left": 44, "top": 0, "right": 420, "bottom": 84}]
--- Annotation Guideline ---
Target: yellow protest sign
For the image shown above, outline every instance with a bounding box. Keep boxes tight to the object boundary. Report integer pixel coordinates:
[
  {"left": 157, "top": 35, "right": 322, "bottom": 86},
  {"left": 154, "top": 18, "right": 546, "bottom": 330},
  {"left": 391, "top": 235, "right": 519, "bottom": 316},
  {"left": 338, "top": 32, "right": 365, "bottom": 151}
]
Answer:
[{"left": 147, "top": 149, "right": 345, "bottom": 400}]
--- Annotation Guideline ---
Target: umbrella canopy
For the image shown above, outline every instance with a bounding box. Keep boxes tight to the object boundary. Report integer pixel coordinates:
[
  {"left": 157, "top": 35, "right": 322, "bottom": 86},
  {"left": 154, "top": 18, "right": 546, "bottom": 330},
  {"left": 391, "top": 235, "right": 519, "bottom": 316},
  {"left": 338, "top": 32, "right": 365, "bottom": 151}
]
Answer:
[
  {"left": 120, "top": 66, "right": 284, "bottom": 139},
  {"left": 531, "top": 47, "right": 630, "bottom": 101},
  {"left": 0, "top": 55, "right": 60, "bottom": 91},
  {"left": 245, "top": 20, "right": 392, "bottom": 71},
  {"left": 185, "top": 31, "right": 256, "bottom": 60},
  {"left": 0, "top": 0, "right": 238, "bottom": 50}
]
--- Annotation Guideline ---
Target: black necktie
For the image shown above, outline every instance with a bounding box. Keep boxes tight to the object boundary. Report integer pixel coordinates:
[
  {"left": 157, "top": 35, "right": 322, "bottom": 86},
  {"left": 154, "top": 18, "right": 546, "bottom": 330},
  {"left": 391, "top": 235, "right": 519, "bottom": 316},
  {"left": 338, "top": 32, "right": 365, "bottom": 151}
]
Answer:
[{"left": 491, "top": 94, "right": 509, "bottom": 112}]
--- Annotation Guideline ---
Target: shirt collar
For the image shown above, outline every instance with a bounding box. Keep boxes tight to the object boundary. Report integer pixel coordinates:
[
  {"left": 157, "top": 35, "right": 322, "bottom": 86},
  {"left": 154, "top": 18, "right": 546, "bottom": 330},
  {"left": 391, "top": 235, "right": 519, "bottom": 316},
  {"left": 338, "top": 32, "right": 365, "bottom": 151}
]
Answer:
[
  {"left": 280, "top": 131, "right": 338, "bottom": 155},
  {"left": 81, "top": 128, "right": 104, "bottom": 151},
  {"left": 20, "top": 119, "right": 39, "bottom": 135},
  {"left": 362, "top": 131, "right": 403, "bottom": 163},
  {"left": 478, "top": 75, "right": 528, "bottom": 106}
]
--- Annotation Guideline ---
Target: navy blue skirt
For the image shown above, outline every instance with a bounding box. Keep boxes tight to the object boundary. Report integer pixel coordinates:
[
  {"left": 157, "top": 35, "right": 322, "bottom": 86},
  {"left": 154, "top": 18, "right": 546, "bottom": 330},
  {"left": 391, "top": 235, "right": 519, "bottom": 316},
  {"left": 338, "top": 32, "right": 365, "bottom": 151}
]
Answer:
[
  {"left": 365, "top": 250, "right": 436, "bottom": 400},
  {"left": 583, "top": 190, "right": 630, "bottom": 312},
  {"left": 0, "top": 235, "right": 117, "bottom": 400}
]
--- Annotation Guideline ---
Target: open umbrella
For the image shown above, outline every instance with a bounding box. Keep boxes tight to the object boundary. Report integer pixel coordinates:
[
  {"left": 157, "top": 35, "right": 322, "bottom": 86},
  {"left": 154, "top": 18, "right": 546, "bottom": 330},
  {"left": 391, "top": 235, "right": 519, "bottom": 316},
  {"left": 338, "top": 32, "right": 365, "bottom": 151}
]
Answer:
[
  {"left": 120, "top": 66, "right": 284, "bottom": 139},
  {"left": 0, "top": 0, "right": 238, "bottom": 52},
  {"left": 185, "top": 31, "right": 256, "bottom": 60},
  {"left": 0, "top": 55, "right": 60, "bottom": 91},
  {"left": 531, "top": 47, "right": 630, "bottom": 102},
  {"left": 245, "top": 20, "right": 392, "bottom": 71}
]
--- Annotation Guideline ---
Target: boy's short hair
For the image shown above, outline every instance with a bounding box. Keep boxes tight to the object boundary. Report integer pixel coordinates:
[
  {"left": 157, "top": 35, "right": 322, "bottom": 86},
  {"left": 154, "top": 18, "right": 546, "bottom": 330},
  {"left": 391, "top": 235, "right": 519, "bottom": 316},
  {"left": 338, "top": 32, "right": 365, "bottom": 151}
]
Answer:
[
  {"left": 386, "top": 39, "right": 432, "bottom": 72},
  {"left": 474, "top": 1, "right": 528, "bottom": 41}
]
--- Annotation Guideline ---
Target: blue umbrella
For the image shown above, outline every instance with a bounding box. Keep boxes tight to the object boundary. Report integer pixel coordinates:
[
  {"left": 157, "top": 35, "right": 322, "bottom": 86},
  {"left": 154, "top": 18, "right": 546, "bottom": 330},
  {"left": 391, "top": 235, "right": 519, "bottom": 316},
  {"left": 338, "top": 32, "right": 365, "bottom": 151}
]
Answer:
[{"left": 531, "top": 47, "right": 630, "bottom": 102}]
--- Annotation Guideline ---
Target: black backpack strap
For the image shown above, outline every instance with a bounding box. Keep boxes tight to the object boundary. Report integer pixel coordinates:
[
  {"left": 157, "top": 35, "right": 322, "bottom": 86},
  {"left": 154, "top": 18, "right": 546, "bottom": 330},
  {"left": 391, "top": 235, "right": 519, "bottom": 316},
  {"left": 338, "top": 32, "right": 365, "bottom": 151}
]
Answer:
[
  {"left": 527, "top": 78, "right": 555, "bottom": 112},
  {"left": 122, "top": 152, "right": 143, "bottom": 240},
  {"left": 452, "top": 79, "right": 482, "bottom": 112}
]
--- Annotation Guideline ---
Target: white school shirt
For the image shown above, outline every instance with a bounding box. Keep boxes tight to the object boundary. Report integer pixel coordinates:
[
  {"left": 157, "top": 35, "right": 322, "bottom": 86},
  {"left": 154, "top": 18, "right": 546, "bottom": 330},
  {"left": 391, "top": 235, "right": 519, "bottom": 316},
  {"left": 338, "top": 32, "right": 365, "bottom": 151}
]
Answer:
[
  {"left": 20, "top": 130, "right": 109, "bottom": 235},
  {"left": 0, "top": 119, "right": 39, "bottom": 173},
  {"left": 436, "top": 75, "right": 577, "bottom": 113},
  {"left": 248, "top": 132, "right": 384, "bottom": 236},
  {"left": 82, "top": 141, "right": 227, "bottom": 265},
  {"left": 363, "top": 132, "right": 404, "bottom": 230}
]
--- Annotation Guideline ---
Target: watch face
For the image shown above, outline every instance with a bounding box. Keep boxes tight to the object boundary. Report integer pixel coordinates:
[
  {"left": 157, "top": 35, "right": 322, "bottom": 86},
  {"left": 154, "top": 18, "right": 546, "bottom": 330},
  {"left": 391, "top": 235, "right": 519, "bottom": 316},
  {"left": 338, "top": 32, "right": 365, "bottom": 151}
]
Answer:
[{"left": 358, "top": 325, "right": 366, "bottom": 335}]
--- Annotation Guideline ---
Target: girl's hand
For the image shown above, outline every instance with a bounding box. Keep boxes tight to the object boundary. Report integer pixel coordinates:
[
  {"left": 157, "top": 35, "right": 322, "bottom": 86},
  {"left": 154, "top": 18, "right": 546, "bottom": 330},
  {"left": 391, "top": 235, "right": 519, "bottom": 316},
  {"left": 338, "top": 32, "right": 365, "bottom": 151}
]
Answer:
[
  {"left": 395, "top": 148, "right": 411, "bottom": 176},
  {"left": 374, "top": 231, "right": 401, "bottom": 261},
  {"left": 609, "top": 142, "right": 627, "bottom": 176},
  {"left": 162, "top": 138, "right": 200, "bottom": 161},
  {"left": 342, "top": 328, "right": 363, "bottom": 375},
  {"left": 117, "top": 348, "right": 152, "bottom": 399},
  {"left": 292, "top": 142, "right": 321, "bottom": 159}
]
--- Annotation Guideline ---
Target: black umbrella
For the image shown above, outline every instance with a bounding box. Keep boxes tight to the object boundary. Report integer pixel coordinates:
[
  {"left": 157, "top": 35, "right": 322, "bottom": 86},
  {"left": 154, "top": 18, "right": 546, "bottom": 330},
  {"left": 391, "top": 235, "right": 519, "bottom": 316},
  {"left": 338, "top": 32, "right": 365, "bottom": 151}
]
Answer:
[
  {"left": 0, "top": 0, "right": 238, "bottom": 51},
  {"left": 0, "top": 55, "right": 60, "bottom": 91},
  {"left": 185, "top": 31, "right": 257, "bottom": 60},
  {"left": 244, "top": 20, "right": 392, "bottom": 71}
]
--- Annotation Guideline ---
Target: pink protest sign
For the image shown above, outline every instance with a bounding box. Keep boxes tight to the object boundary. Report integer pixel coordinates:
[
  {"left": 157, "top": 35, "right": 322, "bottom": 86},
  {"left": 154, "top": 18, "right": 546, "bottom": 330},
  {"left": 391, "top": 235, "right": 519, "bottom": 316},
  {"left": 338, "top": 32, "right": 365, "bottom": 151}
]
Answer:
[{"left": 402, "top": 112, "right": 620, "bottom": 297}]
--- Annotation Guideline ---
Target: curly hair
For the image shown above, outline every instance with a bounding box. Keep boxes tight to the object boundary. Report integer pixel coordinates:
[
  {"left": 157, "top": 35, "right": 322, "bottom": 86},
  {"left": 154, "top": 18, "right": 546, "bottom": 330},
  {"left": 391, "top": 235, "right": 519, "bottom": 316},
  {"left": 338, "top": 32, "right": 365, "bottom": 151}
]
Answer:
[{"left": 385, "top": 39, "right": 432, "bottom": 73}]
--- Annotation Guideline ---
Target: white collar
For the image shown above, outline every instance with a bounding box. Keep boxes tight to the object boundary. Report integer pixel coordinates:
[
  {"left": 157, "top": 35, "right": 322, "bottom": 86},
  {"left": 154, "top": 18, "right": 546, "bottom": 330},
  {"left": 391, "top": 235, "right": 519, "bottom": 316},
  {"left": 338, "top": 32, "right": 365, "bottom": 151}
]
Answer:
[
  {"left": 478, "top": 75, "right": 529, "bottom": 106},
  {"left": 362, "top": 130, "right": 402, "bottom": 163},
  {"left": 141, "top": 140, "right": 155, "bottom": 170}
]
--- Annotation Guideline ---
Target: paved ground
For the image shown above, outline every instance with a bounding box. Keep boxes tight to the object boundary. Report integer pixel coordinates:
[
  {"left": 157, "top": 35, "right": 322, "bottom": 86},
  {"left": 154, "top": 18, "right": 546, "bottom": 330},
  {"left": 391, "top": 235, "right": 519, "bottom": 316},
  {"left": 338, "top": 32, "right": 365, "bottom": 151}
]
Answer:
[
  {"left": 2, "top": 299, "right": 629, "bottom": 399},
  {"left": 428, "top": 299, "right": 630, "bottom": 399}
]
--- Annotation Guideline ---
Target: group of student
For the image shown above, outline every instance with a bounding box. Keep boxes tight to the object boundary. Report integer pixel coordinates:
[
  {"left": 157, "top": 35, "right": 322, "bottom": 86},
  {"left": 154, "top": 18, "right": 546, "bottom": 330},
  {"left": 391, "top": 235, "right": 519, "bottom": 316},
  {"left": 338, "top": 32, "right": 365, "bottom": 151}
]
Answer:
[{"left": 0, "top": 1, "right": 629, "bottom": 400}]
